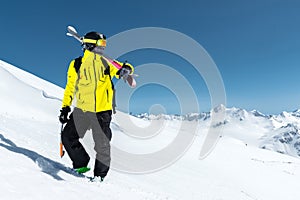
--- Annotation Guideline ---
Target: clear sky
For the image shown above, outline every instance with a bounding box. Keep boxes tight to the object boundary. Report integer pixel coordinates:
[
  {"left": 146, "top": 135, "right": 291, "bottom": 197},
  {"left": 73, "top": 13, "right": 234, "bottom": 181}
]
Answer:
[{"left": 0, "top": 0, "right": 299, "bottom": 115}]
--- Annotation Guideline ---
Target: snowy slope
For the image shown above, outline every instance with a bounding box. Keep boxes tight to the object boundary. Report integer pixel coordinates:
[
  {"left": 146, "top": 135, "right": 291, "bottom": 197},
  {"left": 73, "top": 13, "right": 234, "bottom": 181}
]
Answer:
[{"left": 1, "top": 59, "right": 300, "bottom": 200}]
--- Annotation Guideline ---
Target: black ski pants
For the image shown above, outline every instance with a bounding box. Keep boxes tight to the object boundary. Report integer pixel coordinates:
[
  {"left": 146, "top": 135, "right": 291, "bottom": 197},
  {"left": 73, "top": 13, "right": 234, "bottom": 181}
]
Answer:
[{"left": 62, "top": 108, "right": 112, "bottom": 178}]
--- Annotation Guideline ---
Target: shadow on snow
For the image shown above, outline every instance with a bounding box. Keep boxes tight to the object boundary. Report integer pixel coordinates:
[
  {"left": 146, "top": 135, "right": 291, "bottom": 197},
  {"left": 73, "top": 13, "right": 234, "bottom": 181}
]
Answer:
[{"left": 0, "top": 133, "right": 84, "bottom": 181}]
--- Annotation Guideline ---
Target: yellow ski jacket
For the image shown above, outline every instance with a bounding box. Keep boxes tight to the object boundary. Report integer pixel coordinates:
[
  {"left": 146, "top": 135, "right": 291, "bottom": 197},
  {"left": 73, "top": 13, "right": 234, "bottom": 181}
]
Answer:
[{"left": 62, "top": 50, "right": 133, "bottom": 112}]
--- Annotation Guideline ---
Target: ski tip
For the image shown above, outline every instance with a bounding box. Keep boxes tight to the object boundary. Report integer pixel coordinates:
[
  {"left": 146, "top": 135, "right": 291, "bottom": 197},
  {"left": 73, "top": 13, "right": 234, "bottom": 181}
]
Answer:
[{"left": 67, "top": 25, "right": 77, "bottom": 33}]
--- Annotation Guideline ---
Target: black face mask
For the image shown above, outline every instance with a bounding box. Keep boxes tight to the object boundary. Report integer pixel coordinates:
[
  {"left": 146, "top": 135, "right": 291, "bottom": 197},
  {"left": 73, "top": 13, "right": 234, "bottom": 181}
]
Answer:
[{"left": 92, "top": 46, "right": 105, "bottom": 55}]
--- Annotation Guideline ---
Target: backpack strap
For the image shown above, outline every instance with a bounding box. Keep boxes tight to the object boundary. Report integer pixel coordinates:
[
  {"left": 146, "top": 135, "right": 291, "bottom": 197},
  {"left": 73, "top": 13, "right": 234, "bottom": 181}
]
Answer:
[
  {"left": 73, "top": 56, "right": 82, "bottom": 94},
  {"left": 73, "top": 56, "right": 82, "bottom": 73},
  {"left": 100, "top": 57, "right": 115, "bottom": 89},
  {"left": 101, "top": 57, "right": 117, "bottom": 114}
]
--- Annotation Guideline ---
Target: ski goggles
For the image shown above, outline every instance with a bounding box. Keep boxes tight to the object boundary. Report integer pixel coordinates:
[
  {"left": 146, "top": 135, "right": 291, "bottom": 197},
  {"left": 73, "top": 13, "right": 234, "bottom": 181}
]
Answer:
[
  {"left": 82, "top": 38, "right": 106, "bottom": 47},
  {"left": 96, "top": 39, "right": 106, "bottom": 47}
]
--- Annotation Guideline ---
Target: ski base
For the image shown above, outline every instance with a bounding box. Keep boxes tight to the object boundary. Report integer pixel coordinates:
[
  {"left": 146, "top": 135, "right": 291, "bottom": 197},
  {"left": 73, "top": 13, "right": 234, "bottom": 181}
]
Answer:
[{"left": 126, "top": 74, "right": 137, "bottom": 88}]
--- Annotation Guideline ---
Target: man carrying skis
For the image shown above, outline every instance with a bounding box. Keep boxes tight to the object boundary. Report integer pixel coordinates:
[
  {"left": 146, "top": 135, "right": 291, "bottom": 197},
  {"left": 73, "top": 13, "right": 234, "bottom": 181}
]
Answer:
[{"left": 59, "top": 31, "right": 134, "bottom": 181}]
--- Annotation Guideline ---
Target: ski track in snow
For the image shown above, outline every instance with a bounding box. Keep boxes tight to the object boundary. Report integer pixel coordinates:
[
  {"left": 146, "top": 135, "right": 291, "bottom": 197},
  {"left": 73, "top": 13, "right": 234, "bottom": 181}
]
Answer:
[
  {"left": 41, "top": 90, "right": 62, "bottom": 102},
  {"left": 240, "top": 190, "right": 259, "bottom": 200}
]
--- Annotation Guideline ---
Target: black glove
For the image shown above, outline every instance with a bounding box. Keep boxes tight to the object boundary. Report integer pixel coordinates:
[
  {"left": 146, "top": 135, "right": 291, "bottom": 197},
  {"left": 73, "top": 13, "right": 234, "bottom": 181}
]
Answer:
[
  {"left": 59, "top": 106, "right": 71, "bottom": 124},
  {"left": 117, "top": 65, "right": 132, "bottom": 80}
]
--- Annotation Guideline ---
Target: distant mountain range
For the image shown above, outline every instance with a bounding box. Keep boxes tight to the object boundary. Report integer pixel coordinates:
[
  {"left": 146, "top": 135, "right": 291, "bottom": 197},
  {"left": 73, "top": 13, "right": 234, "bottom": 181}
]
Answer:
[{"left": 134, "top": 106, "right": 300, "bottom": 158}]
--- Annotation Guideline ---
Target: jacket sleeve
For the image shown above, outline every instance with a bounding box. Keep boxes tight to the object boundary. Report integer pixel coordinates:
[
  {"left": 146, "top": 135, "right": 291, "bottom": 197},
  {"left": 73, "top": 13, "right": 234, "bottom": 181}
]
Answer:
[{"left": 62, "top": 60, "right": 78, "bottom": 108}]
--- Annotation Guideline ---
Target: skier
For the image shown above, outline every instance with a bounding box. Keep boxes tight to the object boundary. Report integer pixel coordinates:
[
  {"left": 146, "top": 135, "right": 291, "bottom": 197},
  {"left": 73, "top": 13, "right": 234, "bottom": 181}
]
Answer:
[{"left": 59, "top": 31, "right": 134, "bottom": 182}]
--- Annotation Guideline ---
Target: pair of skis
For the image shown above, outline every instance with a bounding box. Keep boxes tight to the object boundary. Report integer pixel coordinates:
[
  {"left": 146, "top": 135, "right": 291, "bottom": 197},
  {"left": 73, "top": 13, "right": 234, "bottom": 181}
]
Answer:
[{"left": 66, "top": 26, "right": 137, "bottom": 88}]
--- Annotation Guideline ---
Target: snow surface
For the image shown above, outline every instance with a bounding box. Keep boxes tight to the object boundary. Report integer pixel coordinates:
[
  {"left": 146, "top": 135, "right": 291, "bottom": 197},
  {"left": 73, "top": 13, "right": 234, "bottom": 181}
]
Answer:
[{"left": 1, "top": 59, "right": 300, "bottom": 199}]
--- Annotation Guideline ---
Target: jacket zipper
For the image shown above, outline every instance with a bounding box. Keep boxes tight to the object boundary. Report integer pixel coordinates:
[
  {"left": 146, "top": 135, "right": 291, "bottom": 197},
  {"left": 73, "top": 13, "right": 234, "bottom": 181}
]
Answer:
[
  {"left": 106, "top": 89, "right": 109, "bottom": 103},
  {"left": 101, "top": 65, "right": 104, "bottom": 79},
  {"left": 93, "top": 55, "right": 97, "bottom": 112}
]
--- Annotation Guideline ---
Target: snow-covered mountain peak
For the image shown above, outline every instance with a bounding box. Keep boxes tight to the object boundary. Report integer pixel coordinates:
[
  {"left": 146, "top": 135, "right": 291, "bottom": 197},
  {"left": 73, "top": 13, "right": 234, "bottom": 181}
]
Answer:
[
  {"left": 260, "top": 123, "right": 300, "bottom": 157},
  {"left": 212, "top": 103, "right": 226, "bottom": 113},
  {"left": 291, "top": 109, "right": 300, "bottom": 118},
  {"left": 250, "top": 109, "right": 268, "bottom": 118}
]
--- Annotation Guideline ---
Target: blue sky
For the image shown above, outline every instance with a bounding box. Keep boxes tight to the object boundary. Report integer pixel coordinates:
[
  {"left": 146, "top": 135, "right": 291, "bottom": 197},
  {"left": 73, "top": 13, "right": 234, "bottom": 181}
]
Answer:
[{"left": 0, "top": 0, "right": 299, "bottom": 115}]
